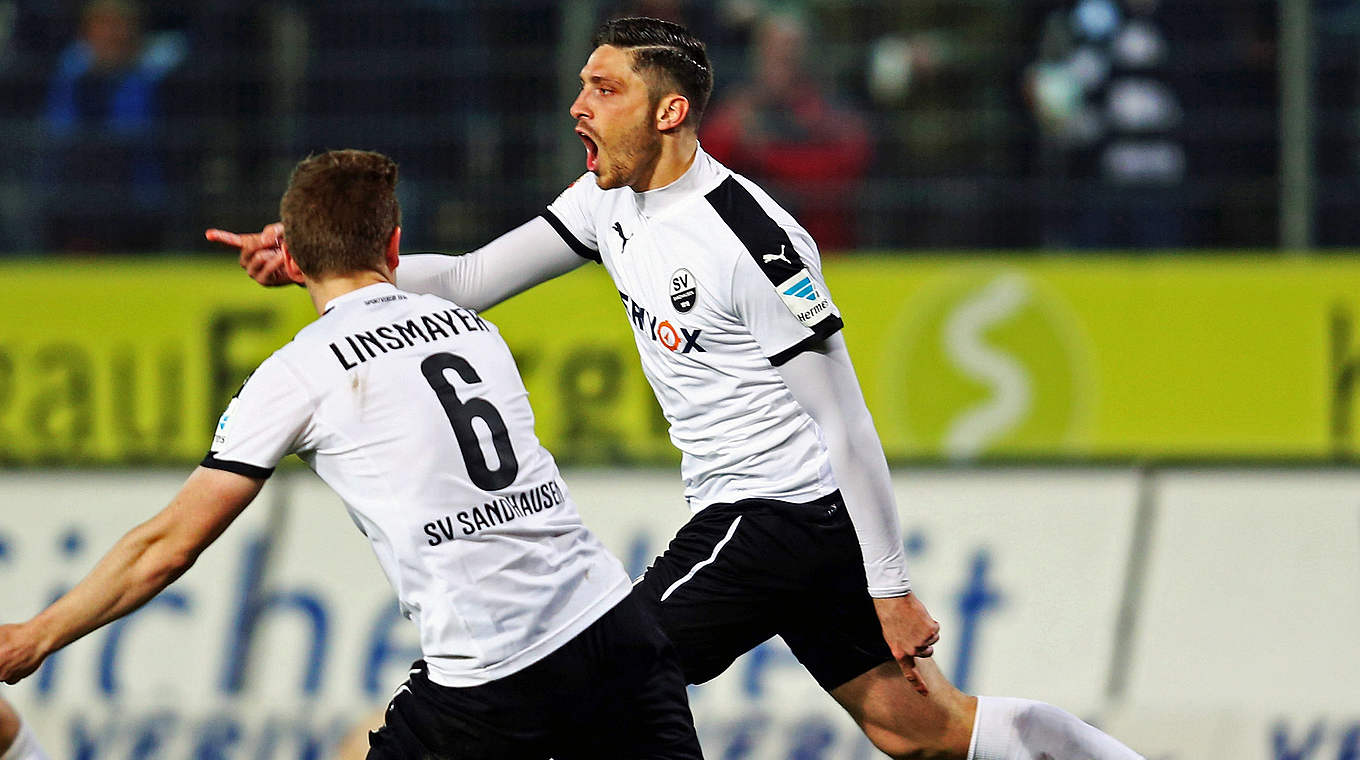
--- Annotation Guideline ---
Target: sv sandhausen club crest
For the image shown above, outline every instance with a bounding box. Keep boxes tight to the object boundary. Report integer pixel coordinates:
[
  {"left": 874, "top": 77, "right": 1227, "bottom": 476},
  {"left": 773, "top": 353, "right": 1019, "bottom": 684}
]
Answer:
[{"left": 669, "top": 268, "right": 697, "bottom": 313}]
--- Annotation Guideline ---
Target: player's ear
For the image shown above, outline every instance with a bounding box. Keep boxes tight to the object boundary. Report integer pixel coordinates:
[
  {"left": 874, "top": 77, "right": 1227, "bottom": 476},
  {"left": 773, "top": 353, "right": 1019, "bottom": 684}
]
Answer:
[
  {"left": 656, "top": 94, "right": 690, "bottom": 133},
  {"left": 386, "top": 226, "right": 401, "bottom": 272},
  {"left": 279, "top": 242, "right": 307, "bottom": 284}
]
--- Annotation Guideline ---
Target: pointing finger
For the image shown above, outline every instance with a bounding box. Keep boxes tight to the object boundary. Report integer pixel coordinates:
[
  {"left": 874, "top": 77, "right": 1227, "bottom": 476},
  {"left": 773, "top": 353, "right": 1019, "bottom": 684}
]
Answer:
[{"left": 205, "top": 229, "right": 242, "bottom": 246}]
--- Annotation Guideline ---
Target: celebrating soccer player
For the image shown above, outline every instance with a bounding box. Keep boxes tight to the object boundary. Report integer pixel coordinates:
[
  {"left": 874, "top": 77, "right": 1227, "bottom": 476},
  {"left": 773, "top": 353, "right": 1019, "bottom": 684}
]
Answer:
[{"left": 214, "top": 18, "right": 1144, "bottom": 760}]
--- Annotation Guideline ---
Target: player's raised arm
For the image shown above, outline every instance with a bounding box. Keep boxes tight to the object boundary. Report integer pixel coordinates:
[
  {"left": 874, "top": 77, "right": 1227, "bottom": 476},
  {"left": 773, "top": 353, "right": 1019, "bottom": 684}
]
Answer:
[
  {"left": 0, "top": 467, "right": 263, "bottom": 685},
  {"left": 395, "top": 216, "right": 588, "bottom": 312},
  {"left": 773, "top": 335, "right": 941, "bottom": 695},
  {"left": 208, "top": 216, "right": 586, "bottom": 312}
]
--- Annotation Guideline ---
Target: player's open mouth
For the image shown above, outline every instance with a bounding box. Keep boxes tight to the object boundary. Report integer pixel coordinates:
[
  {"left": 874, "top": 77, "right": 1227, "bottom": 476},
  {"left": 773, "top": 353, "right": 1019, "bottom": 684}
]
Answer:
[{"left": 577, "top": 131, "right": 599, "bottom": 172}]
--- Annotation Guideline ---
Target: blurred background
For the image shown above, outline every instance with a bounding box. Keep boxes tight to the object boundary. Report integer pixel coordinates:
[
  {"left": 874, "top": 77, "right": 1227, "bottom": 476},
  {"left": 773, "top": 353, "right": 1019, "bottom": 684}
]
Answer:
[
  {"left": 0, "top": 0, "right": 1344, "bottom": 254},
  {"left": 1, "top": 1, "right": 1358, "bottom": 759}
]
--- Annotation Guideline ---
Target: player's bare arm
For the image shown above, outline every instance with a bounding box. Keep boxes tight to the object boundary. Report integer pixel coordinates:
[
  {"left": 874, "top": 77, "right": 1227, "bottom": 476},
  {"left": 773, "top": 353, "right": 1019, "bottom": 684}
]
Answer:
[
  {"left": 0, "top": 467, "right": 263, "bottom": 684},
  {"left": 774, "top": 334, "right": 940, "bottom": 695}
]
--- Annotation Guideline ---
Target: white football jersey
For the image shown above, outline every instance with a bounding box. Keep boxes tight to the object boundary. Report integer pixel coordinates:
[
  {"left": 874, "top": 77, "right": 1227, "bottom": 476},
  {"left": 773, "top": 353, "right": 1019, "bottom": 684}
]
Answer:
[
  {"left": 544, "top": 147, "right": 843, "bottom": 511},
  {"left": 204, "top": 283, "right": 630, "bottom": 687}
]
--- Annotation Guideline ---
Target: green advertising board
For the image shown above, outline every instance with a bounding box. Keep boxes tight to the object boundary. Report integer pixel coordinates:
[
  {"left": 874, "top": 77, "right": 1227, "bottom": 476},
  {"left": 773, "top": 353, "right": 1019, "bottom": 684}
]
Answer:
[{"left": 1, "top": 255, "right": 1357, "bottom": 466}]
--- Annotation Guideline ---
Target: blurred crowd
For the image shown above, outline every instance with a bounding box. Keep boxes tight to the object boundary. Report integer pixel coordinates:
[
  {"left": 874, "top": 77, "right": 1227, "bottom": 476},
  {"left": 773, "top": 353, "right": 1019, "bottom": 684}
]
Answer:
[{"left": 0, "top": 0, "right": 1351, "bottom": 254}]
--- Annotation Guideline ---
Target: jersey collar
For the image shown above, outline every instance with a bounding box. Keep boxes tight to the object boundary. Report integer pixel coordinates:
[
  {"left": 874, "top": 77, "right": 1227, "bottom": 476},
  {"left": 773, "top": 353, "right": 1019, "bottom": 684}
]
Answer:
[
  {"left": 634, "top": 145, "right": 726, "bottom": 220},
  {"left": 321, "top": 282, "right": 400, "bottom": 315}
]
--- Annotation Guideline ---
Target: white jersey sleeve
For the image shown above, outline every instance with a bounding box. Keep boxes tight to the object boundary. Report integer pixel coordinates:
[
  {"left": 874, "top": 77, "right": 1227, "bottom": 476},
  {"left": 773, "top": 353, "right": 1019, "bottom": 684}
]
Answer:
[
  {"left": 202, "top": 356, "right": 312, "bottom": 478},
  {"left": 729, "top": 230, "right": 844, "bottom": 367},
  {"left": 395, "top": 218, "right": 587, "bottom": 312},
  {"left": 541, "top": 174, "right": 603, "bottom": 262},
  {"left": 775, "top": 337, "right": 912, "bottom": 596}
]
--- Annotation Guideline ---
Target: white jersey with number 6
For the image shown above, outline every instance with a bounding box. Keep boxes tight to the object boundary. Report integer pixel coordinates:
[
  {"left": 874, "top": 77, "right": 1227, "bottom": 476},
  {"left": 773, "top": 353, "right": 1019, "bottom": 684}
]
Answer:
[{"left": 202, "top": 282, "right": 630, "bottom": 688}]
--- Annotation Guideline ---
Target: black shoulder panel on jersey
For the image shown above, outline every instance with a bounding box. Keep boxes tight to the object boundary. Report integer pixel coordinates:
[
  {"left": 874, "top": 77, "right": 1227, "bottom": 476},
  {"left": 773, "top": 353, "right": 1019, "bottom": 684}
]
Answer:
[
  {"left": 230, "top": 369, "right": 256, "bottom": 399},
  {"left": 767, "top": 315, "right": 845, "bottom": 367},
  {"left": 200, "top": 453, "right": 275, "bottom": 480},
  {"left": 538, "top": 210, "right": 600, "bottom": 263},
  {"left": 703, "top": 177, "right": 804, "bottom": 285}
]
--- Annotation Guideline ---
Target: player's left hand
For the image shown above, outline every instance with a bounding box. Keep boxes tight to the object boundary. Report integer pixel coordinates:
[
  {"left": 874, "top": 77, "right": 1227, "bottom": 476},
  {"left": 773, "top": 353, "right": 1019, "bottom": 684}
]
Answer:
[
  {"left": 0, "top": 623, "right": 48, "bottom": 685},
  {"left": 872, "top": 592, "right": 940, "bottom": 696}
]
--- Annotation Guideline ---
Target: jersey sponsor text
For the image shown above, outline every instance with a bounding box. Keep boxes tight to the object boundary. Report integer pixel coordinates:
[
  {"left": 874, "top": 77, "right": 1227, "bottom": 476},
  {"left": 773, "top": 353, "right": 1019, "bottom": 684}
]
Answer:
[
  {"left": 776, "top": 269, "right": 837, "bottom": 328},
  {"left": 618, "top": 290, "right": 706, "bottom": 354}
]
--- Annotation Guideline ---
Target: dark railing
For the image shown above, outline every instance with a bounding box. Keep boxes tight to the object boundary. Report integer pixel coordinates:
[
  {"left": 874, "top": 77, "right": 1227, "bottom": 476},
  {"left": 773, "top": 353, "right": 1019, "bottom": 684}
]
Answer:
[{"left": 0, "top": 0, "right": 1345, "bottom": 254}]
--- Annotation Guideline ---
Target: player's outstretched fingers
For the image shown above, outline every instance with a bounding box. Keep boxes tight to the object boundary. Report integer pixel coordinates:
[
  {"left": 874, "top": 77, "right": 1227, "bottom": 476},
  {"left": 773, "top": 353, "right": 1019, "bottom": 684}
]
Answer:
[
  {"left": 207, "top": 225, "right": 295, "bottom": 286},
  {"left": 204, "top": 228, "right": 242, "bottom": 247},
  {"left": 206, "top": 228, "right": 262, "bottom": 270}
]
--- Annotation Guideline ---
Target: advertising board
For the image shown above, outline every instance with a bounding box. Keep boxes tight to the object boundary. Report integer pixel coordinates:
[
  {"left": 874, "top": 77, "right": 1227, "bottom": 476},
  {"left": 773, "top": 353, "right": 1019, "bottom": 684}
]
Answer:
[
  {"left": 4, "top": 467, "right": 1356, "bottom": 759},
  {"left": 5, "top": 256, "right": 1360, "bottom": 464}
]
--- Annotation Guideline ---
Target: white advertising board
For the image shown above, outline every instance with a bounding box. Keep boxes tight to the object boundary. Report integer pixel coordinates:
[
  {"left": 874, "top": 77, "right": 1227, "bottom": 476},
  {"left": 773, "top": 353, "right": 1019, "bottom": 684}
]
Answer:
[
  {"left": 1, "top": 468, "right": 1357, "bottom": 759},
  {"left": 1110, "top": 470, "right": 1360, "bottom": 760}
]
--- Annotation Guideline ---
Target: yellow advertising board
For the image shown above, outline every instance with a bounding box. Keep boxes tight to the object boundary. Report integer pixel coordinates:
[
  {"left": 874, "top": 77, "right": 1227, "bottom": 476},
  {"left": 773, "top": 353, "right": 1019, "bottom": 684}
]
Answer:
[{"left": 2, "top": 255, "right": 1358, "bottom": 466}]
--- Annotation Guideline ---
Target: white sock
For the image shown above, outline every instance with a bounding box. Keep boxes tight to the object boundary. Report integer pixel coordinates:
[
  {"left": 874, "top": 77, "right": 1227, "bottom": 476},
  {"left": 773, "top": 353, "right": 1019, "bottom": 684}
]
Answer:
[
  {"left": 0, "top": 720, "right": 50, "bottom": 760},
  {"left": 968, "top": 696, "right": 1144, "bottom": 760}
]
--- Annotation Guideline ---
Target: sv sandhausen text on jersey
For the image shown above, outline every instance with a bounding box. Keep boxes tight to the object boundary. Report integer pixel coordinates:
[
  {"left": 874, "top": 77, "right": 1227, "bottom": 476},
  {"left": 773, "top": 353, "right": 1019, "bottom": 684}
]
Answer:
[{"left": 424, "top": 478, "right": 568, "bottom": 545}]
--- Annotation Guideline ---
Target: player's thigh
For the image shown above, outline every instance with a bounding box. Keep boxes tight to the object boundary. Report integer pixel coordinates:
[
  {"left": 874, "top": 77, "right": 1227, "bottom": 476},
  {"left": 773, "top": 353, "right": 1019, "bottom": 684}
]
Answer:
[
  {"left": 779, "top": 501, "right": 974, "bottom": 757},
  {"left": 777, "top": 496, "right": 898, "bottom": 691},
  {"left": 632, "top": 504, "right": 788, "bottom": 684},
  {"left": 368, "top": 662, "right": 550, "bottom": 760},
  {"left": 554, "top": 607, "right": 702, "bottom": 760},
  {"left": 830, "top": 659, "right": 976, "bottom": 759}
]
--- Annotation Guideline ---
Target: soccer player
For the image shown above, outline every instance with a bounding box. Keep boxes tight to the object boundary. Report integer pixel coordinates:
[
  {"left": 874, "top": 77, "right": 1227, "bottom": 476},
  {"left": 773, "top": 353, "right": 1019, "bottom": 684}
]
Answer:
[
  {"left": 213, "top": 18, "right": 1143, "bottom": 760},
  {"left": 1, "top": 150, "right": 703, "bottom": 759},
  {"left": 0, "top": 696, "right": 48, "bottom": 760}
]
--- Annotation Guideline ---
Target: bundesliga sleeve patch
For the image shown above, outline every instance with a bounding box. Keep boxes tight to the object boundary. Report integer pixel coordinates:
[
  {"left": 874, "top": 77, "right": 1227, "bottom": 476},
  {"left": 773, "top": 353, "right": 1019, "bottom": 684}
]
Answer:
[
  {"left": 777, "top": 268, "right": 838, "bottom": 328},
  {"left": 212, "top": 397, "right": 240, "bottom": 449}
]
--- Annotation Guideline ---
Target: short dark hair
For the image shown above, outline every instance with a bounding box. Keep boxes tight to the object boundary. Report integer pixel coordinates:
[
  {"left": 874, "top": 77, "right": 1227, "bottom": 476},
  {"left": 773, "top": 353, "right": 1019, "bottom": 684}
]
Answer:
[
  {"left": 279, "top": 150, "right": 400, "bottom": 278},
  {"left": 592, "top": 16, "right": 713, "bottom": 126}
]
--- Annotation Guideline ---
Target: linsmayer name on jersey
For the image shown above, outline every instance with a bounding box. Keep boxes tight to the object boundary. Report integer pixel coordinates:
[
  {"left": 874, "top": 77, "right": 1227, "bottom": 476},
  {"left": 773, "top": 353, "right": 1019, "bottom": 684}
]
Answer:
[
  {"left": 777, "top": 268, "right": 838, "bottom": 328},
  {"left": 618, "top": 290, "right": 706, "bottom": 354}
]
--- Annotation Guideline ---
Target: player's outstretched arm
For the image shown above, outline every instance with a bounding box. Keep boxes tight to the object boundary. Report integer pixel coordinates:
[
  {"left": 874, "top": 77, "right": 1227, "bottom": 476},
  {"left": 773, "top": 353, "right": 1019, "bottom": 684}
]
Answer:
[
  {"left": 395, "top": 217, "right": 587, "bottom": 312},
  {"left": 0, "top": 467, "right": 263, "bottom": 685},
  {"left": 775, "top": 335, "right": 940, "bottom": 694},
  {"left": 207, "top": 217, "right": 586, "bottom": 312}
]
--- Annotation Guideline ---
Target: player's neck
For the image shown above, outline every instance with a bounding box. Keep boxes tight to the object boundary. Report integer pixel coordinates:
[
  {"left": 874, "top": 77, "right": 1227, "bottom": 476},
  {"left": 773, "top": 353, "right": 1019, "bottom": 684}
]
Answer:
[
  {"left": 633, "top": 133, "right": 698, "bottom": 192},
  {"left": 306, "top": 270, "right": 394, "bottom": 316}
]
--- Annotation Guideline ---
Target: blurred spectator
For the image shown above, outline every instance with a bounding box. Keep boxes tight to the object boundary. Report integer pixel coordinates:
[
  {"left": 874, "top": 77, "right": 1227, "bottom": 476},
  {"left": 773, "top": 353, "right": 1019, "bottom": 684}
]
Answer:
[
  {"left": 701, "top": 11, "right": 872, "bottom": 251},
  {"left": 603, "top": 0, "right": 751, "bottom": 79},
  {"left": 39, "top": 0, "right": 184, "bottom": 252},
  {"left": 1024, "top": 0, "right": 1188, "bottom": 249},
  {"left": 1317, "top": 0, "right": 1360, "bottom": 245},
  {"left": 856, "top": 0, "right": 1026, "bottom": 247}
]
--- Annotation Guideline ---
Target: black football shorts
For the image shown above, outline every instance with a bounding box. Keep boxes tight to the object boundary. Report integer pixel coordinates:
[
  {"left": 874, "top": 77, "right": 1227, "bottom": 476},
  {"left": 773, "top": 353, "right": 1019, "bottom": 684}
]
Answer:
[
  {"left": 632, "top": 490, "right": 894, "bottom": 691},
  {"left": 367, "top": 593, "right": 701, "bottom": 759}
]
